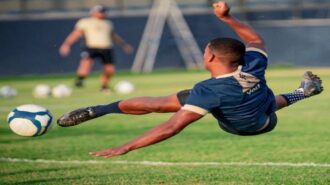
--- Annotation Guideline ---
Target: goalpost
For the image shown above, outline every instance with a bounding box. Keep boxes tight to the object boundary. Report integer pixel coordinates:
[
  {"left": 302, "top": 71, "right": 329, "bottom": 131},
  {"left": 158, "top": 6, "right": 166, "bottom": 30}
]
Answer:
[{"left": 131, "top": 0, "right": 204, "bottom": 73}]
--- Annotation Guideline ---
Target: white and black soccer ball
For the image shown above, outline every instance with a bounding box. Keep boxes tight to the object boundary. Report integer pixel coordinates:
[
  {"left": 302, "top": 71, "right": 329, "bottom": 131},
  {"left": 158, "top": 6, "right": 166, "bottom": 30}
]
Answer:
[
  {"left": 7, "top": 104, "right": 53, "bottom": 137},
  {"left": 0, "top": 86, "right": 17, "bottom": 98},
  {"left": 115, "top": 80, "right": 135, "bottom": 94},
  {"left": 33, "top": 84, "right": 51, "bottom": 98},
  {"left": 52, "top": 84, "right": 72, "bottom": 98}
]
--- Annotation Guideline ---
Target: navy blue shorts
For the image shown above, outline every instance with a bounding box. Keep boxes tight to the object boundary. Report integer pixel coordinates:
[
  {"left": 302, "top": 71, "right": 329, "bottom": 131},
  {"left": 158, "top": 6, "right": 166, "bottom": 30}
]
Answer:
[
  {"left": 177, "top": 89, "right": 191, "bottom": 106},
  {"left": 218, "top": 113, "right": 278, "bottom": 136}
]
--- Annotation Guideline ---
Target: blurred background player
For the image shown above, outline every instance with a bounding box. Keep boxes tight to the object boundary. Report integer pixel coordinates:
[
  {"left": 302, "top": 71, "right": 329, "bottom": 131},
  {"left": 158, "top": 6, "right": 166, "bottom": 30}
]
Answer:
[
  {"left": 59, "top": 5, "right": 133, "bottom": 92},
  {"left": 57, "top": 1, "right": 323, "bottom": 158}
]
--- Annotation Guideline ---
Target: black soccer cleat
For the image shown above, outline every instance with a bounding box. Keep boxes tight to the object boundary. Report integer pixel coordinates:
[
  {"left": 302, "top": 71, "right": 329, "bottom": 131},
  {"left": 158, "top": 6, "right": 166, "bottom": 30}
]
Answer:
[
  {"left": 299, "top": 71, "right": 323, "bottom": 97},
  {"left": 57, "top": 107, "right": 97, "bottom": 127},
  {"left": 75, "top": 79, "right": 84, "bottom": 88}
]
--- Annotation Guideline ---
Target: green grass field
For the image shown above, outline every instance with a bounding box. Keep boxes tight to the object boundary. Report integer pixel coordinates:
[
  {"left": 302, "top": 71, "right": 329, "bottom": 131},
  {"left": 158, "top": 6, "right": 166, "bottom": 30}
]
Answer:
[{"left": 0, "top": 68, "right": 329, "bottom": 185}]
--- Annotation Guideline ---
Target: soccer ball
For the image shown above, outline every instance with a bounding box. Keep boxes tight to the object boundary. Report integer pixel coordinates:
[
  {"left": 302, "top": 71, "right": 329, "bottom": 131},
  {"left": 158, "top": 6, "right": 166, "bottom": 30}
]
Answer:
[
  {"left": 115, "top": 80, "right": 135, "bottom": 94},
  {"left": 52, "top": 84, "right": 72, "bottom": 98},
  {"left": 7, "top": 104, "right": 53, "bottom": 137},
  {"left": 33, "top": 84, "right": 51, "bottom": 98},
  {"left": 0, "top": 86, "right": 17, "bottom": 98}
]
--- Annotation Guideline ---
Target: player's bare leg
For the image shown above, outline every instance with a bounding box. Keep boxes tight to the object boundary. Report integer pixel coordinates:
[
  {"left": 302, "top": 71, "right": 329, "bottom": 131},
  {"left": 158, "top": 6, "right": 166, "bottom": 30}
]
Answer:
[
  {"left": 275, "top": 71, "right": 323, "bottom": 111},
  {"left": 119, "top": 94, "right": 181, "bottom": 114},
  {"left": 57, "top": 94, "right": 181, "bottom": 127},
  {"left": 76, "top": 58, "right": 93, "bottom": 87},
  {"left": 275, "top": 96, "right": 288, "bottom": 110},
  {"left": 100, "top": 64, "right": 115, "bottom": 92}
]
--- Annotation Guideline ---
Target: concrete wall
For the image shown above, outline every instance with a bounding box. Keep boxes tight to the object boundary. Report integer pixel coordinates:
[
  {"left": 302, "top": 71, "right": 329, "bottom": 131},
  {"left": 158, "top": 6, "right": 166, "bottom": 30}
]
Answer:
[{"left": 0, "top": 14, "right": 329, "bottom": 76}]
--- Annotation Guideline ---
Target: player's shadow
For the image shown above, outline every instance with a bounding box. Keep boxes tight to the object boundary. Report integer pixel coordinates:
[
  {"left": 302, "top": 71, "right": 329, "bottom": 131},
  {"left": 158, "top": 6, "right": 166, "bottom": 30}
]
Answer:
[
  {"left": 39, "top": 126, "right": 147, "bottom": 140},
  {"left": 4, "top": 173, "right": 122, "bottom": 185},
  {"left": 0, "top": 166, "right": 82, "bottom": 177},
  {"left": 0, "top": 137, "right": 36, "bottom": 144},
  {"left": 0, "top": 128, "right": 120, "bottom": 144}
]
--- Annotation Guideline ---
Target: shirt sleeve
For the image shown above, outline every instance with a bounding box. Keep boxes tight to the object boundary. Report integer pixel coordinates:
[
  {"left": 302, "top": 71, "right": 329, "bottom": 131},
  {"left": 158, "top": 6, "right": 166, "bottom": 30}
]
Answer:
[
  {"left": 75, "top": 19, "right": 86, "bottom": 30},
  {"left": 242, "top": 47, "right": 269, "bottom": 80},
  {"left": 181, "top": 83, "right": 220, "bottom": 115}
]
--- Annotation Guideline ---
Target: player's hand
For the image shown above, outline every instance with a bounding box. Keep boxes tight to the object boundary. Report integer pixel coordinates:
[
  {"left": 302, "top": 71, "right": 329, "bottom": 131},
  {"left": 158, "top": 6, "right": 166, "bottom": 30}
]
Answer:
[
  {"left": 213, "top": 1, "right": 230, "bottom": 19},
  {"left": 59, "top": 44, "right": 71, "bottom": 57},
  {"left": 122, "top": 44, "right": 134, "bottom": 54},
  {"left": 89, "top": 146, "right": 129, "bottom": 158}
]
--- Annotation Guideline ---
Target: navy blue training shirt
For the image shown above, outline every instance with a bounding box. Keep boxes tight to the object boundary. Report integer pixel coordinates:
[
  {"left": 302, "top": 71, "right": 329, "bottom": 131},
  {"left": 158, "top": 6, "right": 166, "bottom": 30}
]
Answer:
[{"left": 182, "top": 47, "right": 277, "bottom": 133}]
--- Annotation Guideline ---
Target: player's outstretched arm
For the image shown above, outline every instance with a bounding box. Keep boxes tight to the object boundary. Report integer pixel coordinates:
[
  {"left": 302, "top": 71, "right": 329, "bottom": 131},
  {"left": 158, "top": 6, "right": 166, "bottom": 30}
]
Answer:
[
  {"left": 59, "top": 28, "right": 83, "bottom": 57},
  {"left": 89, "top": 110, "right": 204, "bottom": 158},
  {"left": 111, "top": 32, "right": 134, "bottom": 54},
  {"left": 213, "top": 1, "right": 265, "bottom": 50}
]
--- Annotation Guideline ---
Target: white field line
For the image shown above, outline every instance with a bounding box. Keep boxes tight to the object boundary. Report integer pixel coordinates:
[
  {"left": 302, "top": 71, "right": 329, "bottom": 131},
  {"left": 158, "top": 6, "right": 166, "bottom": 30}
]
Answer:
[{"left": 0, "top": 157, "right": 330, "bottom": 168}]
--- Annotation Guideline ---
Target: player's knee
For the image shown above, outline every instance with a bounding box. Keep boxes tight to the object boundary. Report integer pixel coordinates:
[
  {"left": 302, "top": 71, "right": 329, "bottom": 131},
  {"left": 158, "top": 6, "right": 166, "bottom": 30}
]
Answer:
[{"left": 103, "top": 65, "right": 115, "bottom": 76}]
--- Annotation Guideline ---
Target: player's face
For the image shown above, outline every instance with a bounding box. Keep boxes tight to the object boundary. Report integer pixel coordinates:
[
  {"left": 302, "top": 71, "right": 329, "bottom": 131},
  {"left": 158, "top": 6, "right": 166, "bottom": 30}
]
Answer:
[{"left": 93, "top": 11, "right": 107, "bottom": 19}]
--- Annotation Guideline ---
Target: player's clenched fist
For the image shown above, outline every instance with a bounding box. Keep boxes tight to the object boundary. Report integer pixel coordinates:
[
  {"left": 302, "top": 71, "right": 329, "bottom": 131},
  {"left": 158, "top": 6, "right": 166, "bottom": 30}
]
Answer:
[{"left": 213, "top": 1, "right": 230, "bottom": 19}]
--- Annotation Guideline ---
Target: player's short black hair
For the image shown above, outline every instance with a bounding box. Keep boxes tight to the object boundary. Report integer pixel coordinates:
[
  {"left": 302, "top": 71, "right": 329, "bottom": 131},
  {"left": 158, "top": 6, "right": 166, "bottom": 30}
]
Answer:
[{"left": 209, "top": 38, "right": 245, "bottom": 67}]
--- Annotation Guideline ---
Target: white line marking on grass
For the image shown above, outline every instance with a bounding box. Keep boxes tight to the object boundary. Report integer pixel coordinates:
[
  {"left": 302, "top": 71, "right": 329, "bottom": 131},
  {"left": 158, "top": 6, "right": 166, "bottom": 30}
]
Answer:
[{"left": 1, "top": 157, "right": 330, "bottom": 168}]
